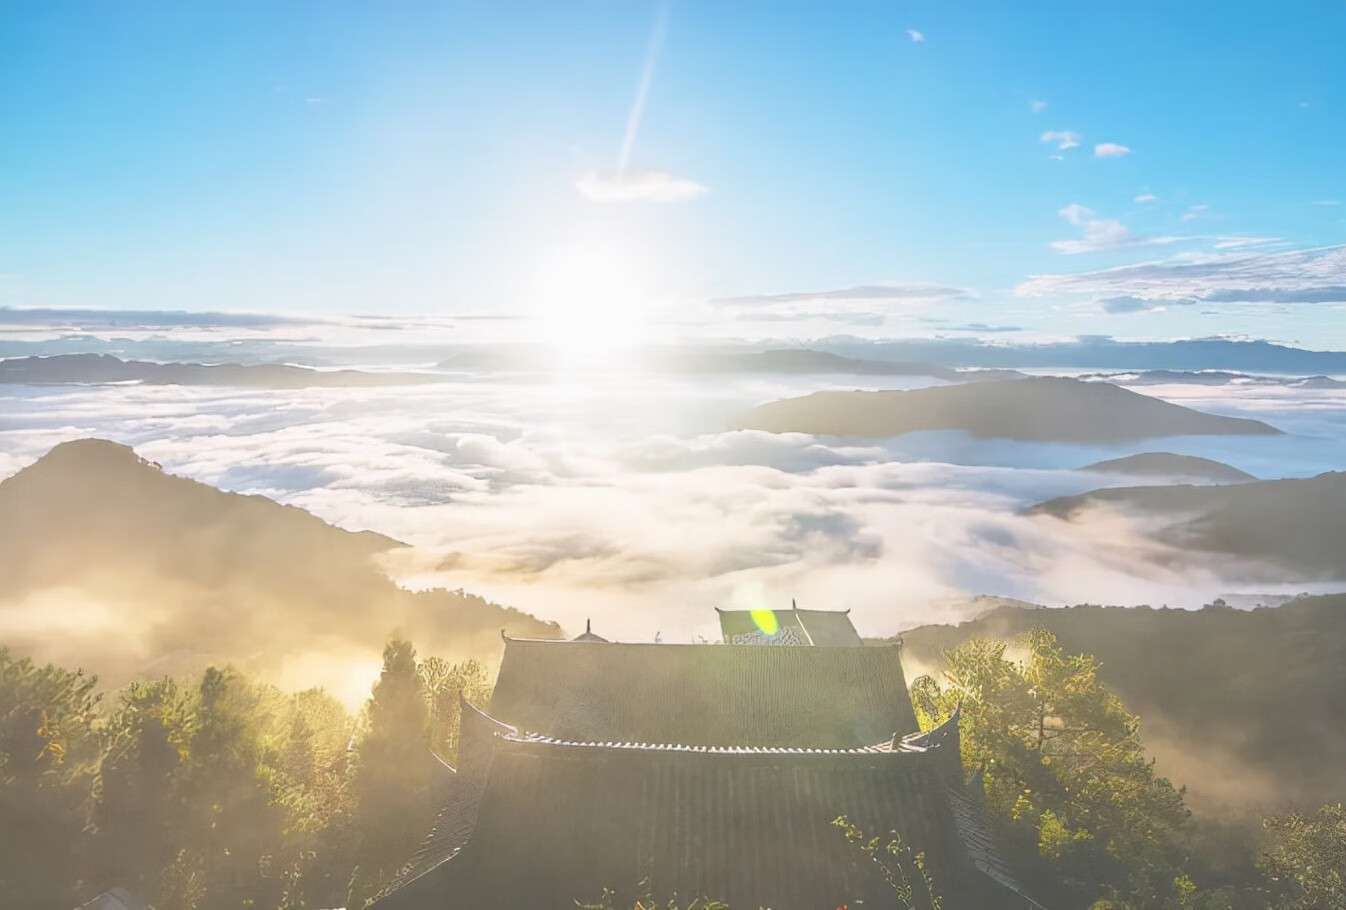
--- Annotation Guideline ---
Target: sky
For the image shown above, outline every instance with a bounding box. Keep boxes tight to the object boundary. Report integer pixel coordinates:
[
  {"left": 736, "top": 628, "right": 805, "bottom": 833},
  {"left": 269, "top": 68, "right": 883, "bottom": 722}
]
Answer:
[{"left": 2, "top": 1, "right": 1344, "bottom": 346}]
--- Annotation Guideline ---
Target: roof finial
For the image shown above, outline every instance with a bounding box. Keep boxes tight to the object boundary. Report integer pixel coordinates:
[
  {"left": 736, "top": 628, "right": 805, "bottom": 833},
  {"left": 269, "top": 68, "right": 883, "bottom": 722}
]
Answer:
[
  {"left": 792, "top": 597, "right": 797, "bottom": 610},
  {"left": 586, "top": 618, "right": 592, "bottom": 634}
]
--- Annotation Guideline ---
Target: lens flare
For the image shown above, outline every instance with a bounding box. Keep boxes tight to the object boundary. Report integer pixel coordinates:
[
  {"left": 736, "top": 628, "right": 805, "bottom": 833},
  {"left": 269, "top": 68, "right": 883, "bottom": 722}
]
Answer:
[{"left": 750, "top": 608, "right": 779, "bottom": 636}]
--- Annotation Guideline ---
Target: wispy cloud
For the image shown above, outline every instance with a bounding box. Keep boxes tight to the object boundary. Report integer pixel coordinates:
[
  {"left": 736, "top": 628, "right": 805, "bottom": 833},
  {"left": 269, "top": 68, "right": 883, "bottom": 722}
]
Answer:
[
  {"left": 1180, "top": 204, "right": 1211, "bottom": 222},
  {"left": 576, "top": 169, "right": 707, "bottom": 203},
  {"left": 1041, "top": 130, "right": 1081, "bottom": 150},
  {"left": 575, "top": 2, "right": 704, "bottom": 205},
  {"left": 1031, "top": 100, "right": 1048, "bottom": 113},
  {"left": 711, "top": 283, "right": 972, "bottom": 326},
  {"left": 1134, "top": 193, "right": 1157, "bottom": 204},
  {"left": 1018, "top": 244, "right": 1346, "bottom": 312},
  {"left": 1050, "top": 204, "right": 1182, "bottom": 255},
  {"left": 1313, "top": 200, "right": 1341, "bottom": 206},
  {"left": 906, "top": 29, "right": 925, "bottom": 42},
  {"left": 1211, "top": 236, "right": 1282, "bottom": 251},
  {"left": 1094, "top": 142, "right": 1131, "bottom": 158}
]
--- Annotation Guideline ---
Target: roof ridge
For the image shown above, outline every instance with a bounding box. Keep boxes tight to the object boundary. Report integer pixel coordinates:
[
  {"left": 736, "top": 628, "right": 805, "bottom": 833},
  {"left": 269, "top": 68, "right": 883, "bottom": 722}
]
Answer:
[{"left": 501, "top": 730, "right": 947, "bottom": 756}]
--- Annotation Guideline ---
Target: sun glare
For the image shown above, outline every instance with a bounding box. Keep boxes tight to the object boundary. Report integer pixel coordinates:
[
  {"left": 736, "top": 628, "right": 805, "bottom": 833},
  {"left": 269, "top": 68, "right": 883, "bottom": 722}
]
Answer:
[{"left": 532, "top": 238, "right": 652, "bottom": 362}]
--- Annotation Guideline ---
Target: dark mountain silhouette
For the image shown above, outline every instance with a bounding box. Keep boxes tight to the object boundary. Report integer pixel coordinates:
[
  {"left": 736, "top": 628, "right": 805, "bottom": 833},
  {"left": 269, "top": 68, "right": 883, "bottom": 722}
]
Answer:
[
  {"left": 895, "top": 596, "right": 1346, "bottom": 818},
  {"left": 0, "top": 353, "right": 435, "bottom": 388},
  {"left": 436, "top": 345, "right": 1022, "bottom": 381},
  {"left": 0, "top": 439, "right": 557, "bottom": 688},
  {"left": 1028, "top": 471, "right": 1346, "bottom": 578},
  {"left": 738, "top": 377, "right": 1281, "bottom": 442},
  {"left": 1078, "top": 452, "right": 1256, "bottom": 482},
  {"left": 817, "top": 336, "right": 1346, "bottom": 374}
]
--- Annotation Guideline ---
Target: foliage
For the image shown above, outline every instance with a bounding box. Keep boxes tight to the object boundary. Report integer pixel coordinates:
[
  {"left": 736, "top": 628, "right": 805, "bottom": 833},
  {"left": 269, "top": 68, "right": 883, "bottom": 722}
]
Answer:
[
  {"left": 419, "top": 656, "right": 492, "bottom": 763},
  {"left": 0, "top": 638, "right": 492, "bottom": 910},
  {"left": 1259, "top": 802, "right": 1346, "bottom": 909},
  {"left": 832, "top": 815, "right": 942, "bottom": 910},
  {"left": 576, "top": 880, "right": 733, "bottom": 910},
  {"left": 0, "top": 647, "right": 103, "bottom": 910},
  {"left": 910, "top": 630, "right": 1191, "bottom": 906}
]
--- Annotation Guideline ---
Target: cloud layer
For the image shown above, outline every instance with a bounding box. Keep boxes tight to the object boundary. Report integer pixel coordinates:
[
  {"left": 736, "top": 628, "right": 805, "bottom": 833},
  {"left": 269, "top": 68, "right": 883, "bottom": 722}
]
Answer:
[
  {"left": 1019, "top": 243, "right": 1346, "bottom": 312},
  {"left": 3, "top": 367, "right": 1341, "bottom": 670}
]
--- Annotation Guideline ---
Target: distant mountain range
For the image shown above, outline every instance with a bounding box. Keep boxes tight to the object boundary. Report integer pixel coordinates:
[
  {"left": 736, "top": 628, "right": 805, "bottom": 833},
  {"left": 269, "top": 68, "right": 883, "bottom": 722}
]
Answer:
[
  {"left": 738, "top": 377, "right": 1282, "bottom": 442},
  {"left": 1082, "top": 369, "right": 1346, "bottom": 389},
  {"left": 897, "top": 596, "right": 1346, "bottom": 820},
  {"left": 4, "top": 333, "right": 1346, "bottom": 377},
  {"left": 1077, "top": 452, "right": 1257, "bottom": 482},
  {"left": 817, "top": 337, "right": 1346, "bottom": 374},
  {"left": 0, "top": 353, "right": 435, "bottom": 388},
  {"left": 437, "top": 346, "right": 1022, "bottom": 381},
  {"left": 1028, "top": 471, "right": 1346, "bottom": 578},
  {"left": 0, "top": 439, "right": 557, "bottom": 687}
]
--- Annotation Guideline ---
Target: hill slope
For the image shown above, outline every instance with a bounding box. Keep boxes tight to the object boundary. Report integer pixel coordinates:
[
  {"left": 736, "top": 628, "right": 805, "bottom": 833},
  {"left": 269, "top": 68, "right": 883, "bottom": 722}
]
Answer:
[
  {"left": 1029, "top": 471, "right": 1346, "bottom": 579},
  {"left": 896, "top": 597, "right": 1346, "bottom": 816},
  {"left": 737, "top": 377, "right": 1281, "bottom": 441},
  {"left": 0, "top": 353, "right": 435, "bottom": 388},
  {"left": 0, "top": 439, "right": 557, "bottom": 690},
  {"left": 1078, "top": 452, "right": 1256, "bottom": 482}
]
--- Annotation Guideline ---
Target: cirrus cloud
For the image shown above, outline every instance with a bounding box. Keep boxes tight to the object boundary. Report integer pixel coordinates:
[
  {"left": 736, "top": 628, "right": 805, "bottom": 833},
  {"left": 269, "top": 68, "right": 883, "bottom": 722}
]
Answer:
[
  {"left": 1095, "top": 142, "right": 1131, "bottom": 158},
  {"left": 1018, "top": 243, "right": 1346, "bottom": 313}
]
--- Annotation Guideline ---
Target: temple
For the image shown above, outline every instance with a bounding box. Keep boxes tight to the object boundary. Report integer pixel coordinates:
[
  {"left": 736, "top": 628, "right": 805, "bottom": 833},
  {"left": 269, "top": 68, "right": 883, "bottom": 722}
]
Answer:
[{"left": 371, "top": 607, "right": 1044, "bottom": 909}]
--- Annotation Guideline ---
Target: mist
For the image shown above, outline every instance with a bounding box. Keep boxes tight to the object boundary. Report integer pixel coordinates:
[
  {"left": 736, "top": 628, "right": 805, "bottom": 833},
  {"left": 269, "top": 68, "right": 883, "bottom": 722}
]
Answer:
[{"left": 3, "top": 364, "right": 1342, "bottom": 670}]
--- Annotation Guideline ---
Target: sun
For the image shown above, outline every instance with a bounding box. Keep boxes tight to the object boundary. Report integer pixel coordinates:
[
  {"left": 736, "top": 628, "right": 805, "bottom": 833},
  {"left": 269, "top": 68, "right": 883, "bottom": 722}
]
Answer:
[{"left": 531, "top": 238, "right": 652, "bottom": 362}]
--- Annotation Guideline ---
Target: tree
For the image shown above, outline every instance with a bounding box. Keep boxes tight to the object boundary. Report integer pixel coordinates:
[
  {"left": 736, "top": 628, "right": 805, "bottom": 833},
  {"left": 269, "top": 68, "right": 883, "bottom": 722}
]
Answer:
[
  {"left": 910, "top": 631, "right": 1190, "bottom": 906},
  {"left": 0, "top": 648, "right": 102, "bottom": 910},
  {"left": 1260, "top": 803, "right": 1346, "bottom": 909},
  {"left": 418, "top": 656, "right": 492, "bottom": 764},
  {"left": 347, "top": 639, "right": 438, "bottom": 907},
  {"left": 91, "top": 676, "right": 195, "bottom": 902}
]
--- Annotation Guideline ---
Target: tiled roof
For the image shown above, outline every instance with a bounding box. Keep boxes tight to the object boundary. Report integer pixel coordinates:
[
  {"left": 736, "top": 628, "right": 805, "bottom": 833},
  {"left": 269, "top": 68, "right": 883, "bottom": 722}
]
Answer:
[
  {"left": 372, "top": 723, "right": 1021, "bottom": 910},
  {"left": 489, "top": 638, "right": 919, "bottom": 748}
]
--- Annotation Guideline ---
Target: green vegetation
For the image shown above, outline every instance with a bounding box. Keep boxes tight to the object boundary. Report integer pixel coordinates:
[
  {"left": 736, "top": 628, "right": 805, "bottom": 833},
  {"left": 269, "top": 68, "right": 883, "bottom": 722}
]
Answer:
[
  {"left": 909, "top": 630, "right": 1345, "bottom": 909},
  {"left": 1259, "top": 803, "right": 1346, "bottom": 910},
  {"left": 0, "top": 640, "right": 491, "bottom": 910},
  {"left": 832, "top": 816, "right": 942, "bottom": 910},
  {"left": 4, "top": 629, "right": 1344, "bottom": 909}
]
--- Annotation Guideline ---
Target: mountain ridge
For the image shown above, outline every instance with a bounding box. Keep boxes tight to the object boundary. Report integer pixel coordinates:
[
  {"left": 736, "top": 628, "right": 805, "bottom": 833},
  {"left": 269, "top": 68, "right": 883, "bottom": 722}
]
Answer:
[
  {"left": 0, "top": 438, "right": 558, "bottom": 692},
  {"left": 1077, "top": 452, "right": 1257, "bottom": 482},
  {"left": 738, "top": 376, "right": 1282, "bottom": 442},
  {"left": 1027, "top": 471, "right": 1346, "bottom": 579}
]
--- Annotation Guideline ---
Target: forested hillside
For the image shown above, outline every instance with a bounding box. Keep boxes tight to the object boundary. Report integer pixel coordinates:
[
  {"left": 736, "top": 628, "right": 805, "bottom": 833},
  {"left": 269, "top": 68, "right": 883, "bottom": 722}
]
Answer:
[
  {"left": 0, "top": 640, "right": 490, "bottom": 910},
  {"left": 898, "top": 596, "right": 1346, "bottom": 816}
]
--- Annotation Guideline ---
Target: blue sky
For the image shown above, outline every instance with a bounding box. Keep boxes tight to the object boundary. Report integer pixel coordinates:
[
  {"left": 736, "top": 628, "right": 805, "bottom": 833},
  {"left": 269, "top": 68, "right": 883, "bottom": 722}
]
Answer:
[{"left": 2, "top": 1, "right": 1344, "bottom": 345}]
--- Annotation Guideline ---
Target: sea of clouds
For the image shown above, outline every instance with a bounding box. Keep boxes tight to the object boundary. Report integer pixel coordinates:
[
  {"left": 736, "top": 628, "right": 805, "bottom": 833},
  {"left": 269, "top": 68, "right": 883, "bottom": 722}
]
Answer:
[{"left": 3, "top": 354, "right": 1343, "bottom": 645}]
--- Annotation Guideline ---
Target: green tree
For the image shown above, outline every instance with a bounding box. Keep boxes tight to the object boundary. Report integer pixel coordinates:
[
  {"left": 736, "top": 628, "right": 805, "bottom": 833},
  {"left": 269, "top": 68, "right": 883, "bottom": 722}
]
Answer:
[
  {"left": 91, "top": 676, "right": 195, "bottom": 902},
  {"left": 347, "top": 639, "right": 438, "bottom": 907},
  {"left": 1260, "top": 803, "right": 1346, "bottom": 909},
  {"left": 181, "top": 667, "right": 287, "bottom": 910},
  {"left": 911, "top": 630, "right": 1190, "bottom": 905},
  {"left": 0, "top": 648, "right": 102, "bottom": 910},
  {"left": 418, "top": 656, "right": 492, "bottom": 764}
]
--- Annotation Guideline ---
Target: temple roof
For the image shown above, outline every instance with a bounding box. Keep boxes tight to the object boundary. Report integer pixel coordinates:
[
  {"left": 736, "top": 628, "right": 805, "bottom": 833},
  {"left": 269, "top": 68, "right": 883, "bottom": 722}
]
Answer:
[
  {"left": 570, "top": 618, "right": 608, "bottom": 643},
  {"left": 716, "top": 605, "right": 863, "bottom": 647},
  {"left": 371, "top": 717, "right": 1021, "bottom": 910},
  {"left": 489, "top": 637, "right": 918, "bottom": 748}
]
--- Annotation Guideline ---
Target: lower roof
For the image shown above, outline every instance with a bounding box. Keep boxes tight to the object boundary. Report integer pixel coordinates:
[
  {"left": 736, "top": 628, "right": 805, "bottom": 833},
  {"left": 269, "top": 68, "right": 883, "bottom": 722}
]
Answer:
[{"left": 374, "top": 734, "right": 1017, "bottom": 910}]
